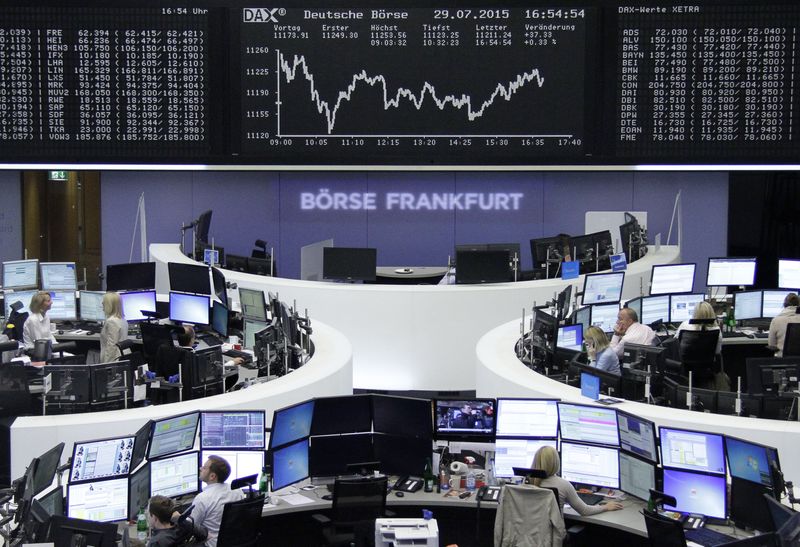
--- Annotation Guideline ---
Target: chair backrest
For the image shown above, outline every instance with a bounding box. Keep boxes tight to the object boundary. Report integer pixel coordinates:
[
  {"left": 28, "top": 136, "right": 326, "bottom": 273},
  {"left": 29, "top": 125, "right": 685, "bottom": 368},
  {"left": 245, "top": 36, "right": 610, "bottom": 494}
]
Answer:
[
  {"left": 154, "top": 344, "right": 186, "bottom": 378},
  {"left": 331, "top": 476, "right": 388, "bottom": 524},
  {"left": 495, "top": 485, "right": 565, "bottom": 547},
  {"left": 783, "top": 322, "right": 800, "bottom": 357},
  {"left": 678, "top": 330, "right": 718, "bottom": 377},
  {"left": 0, "top": 364, "right": 32, "bottom": 417},
  {"left": 216, "top": 494, "right": 265, "bottom": 547},
  {"left": 642, "top": 510, "right": 686, "bottom": 547},
  {"left": 140, "top": 322, "right": 176, "bottom": 359}
]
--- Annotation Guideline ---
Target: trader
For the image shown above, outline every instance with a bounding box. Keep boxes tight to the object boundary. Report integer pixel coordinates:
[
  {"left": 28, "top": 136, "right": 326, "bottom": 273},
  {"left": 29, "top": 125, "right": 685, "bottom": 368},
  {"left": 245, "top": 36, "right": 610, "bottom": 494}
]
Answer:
[
  {"left": 99, "top": 292, "right": 129, "bottom": 362},
  {"left": 768, "top": 293, "right": 800, "bottom": 357},
  {"left": 585, "top": 326, "right": 620, "bottom": 375},
  {"left": 147, "top": 495, "right": 207, "bottom": 547},
  {"left": 22, "top": 291, "right": 58, "bottom": 350},
  {"left": 182, "top": 456, "right": 243, "bottom": 547},
  {"left": 609, "top": 307, "right": 656, "bottom": 358}
]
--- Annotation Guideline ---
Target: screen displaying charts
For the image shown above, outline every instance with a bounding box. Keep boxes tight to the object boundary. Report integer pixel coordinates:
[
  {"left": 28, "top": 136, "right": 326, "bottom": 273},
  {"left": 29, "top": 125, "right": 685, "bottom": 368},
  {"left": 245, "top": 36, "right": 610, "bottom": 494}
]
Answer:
[
  {"left": 659, "top": 427, "right": 725, "bottom": 475},
  {"left": 67, "top": 478, "right": 129, "bottom": 523},
  {"left": 590, "top": 303, "right": 619, "bottom": 334},
  {"left": 556, "top": 324, "right": 583, "bottom": 351},
  {"left": 40, "top": 262, "right": 78, "bottom": 290},
  {"left": 201, "top": 411, "right": 266, "bottom": 449},
  {"left": 558, "top": 403, "right": 619, "bottom": 446},
  {"left": 493, "top": 438, "right": 558, "bottom": 478},
  {"left": 150, "top": 452, "right": 199, "bottom": 498},
  {"left": 669, "top": 294, "right": 705, "bottom": 324},
  {"left": 641, "top": 295, "right": 670, "bottom": 325},
  {"left": 71, "top": 437, "right": 135, "bottom": 483},
  {"left": 617, "top": 411, "right": 657, "bottom": 463},
  {"left": 707, "top": 258, "right": 756, "bottom": 287},
  {"left": 79, "top": 291, "right": 106, "bottom": 322},
  {"left": 734, "top": 291, "right": 762, "bottom": 321},
  {"left": 763, "top": 290, "right": 793, "bottom": 319},
  {"left": 582, "top": 272, "right": 624, "bottom": 305},
  {"left": 3, "top": 259, "right": 38, "bottom": 288},
  {"left": 779, "top": 259, "right": 800, "bottom": 289},
  {"left": 560, "top": 441, "right": 620, "bottom": 489},
  {"left": 650, "top": 264, "right": 695, "bottom": 295},
  {"left": 48, "top": 290, "right": 78, "bottom": 321},
  {"left": 495, "top": 399, "right": 558, "bottom": 438},
  {"left": 618, "top": 452, "right": 656, "bottom": 501}
]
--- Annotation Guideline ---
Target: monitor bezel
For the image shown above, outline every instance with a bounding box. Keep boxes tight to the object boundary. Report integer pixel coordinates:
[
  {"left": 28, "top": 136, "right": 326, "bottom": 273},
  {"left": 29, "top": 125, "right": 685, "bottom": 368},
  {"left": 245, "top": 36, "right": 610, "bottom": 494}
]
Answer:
[
  {"left": 495, "top": 397, "right": 560, "bottom": 440},
  {"left": 581, "top": 271, "right": 625, "bottom": 306},
  {"left": 724, "top": 434, "right": 781, "bottom": 489},
  {"left": 556, "top": 402, "right": 620, "bottom": 447},
  {"left": 733, "top": 290, "right": 764, "bottom": 321},
  {"left": 662, "top": 467, "right": 728, "bottom": 521},
  {"left": 270, "top": 438, "right": 310, "bottom": 491},
  {"left": 559, "top": 440, "right": 621, "bottom": 490},
  {"left": 70, "top": 435, "right": 135, "bottom": 484},
  {"left": 649, "top": 263, "right": 697, "bottom": 296},
  {"left": 39, "top": 262, "right": 78, "bottom": 291},
  {"left": 78, "top": 290, "right": 106, "bottom": 322},
  {"left": 167, "top": 262, "right": 212, "bottom": 296},
  {"left": 105, "top": 262, "right": 156, "bottom": 292},
  {"left": 658, "top": 426, "right": 726, "bottom": 476},
  {"left": 706, "top": 256, "right": 758, "bottom": 288},
  {"left": 200, "top": 410, "right": 266, "bottom": 450},
  {"left": 616, "top": 409, "right": 658, "bottom": 464},
  {"left": 168, "top": 291, "right": 210, "bottom": 325},
  {"left": 2, "top": 259, "right": 40, "bottom": 289},
  {"left": 148, "top": 451, "right": 200, "bottom": 499},
  {"left": 119, "top": 289, "right": 157, "bottom": 323},
  {"left": 269, "top": 400, "right": 315, "bottom": 450},
  {"left": 66, "top": 476, "right": 130, "bottom": 523},
  {"left": 778, "top": 258, "right": 800, "bottom": 290},
  {"left": 146, "top": 411, "right": 200, "bottom": 460},
  {"left": 618, "top": 451, "right": 660, "bottom": 501}
]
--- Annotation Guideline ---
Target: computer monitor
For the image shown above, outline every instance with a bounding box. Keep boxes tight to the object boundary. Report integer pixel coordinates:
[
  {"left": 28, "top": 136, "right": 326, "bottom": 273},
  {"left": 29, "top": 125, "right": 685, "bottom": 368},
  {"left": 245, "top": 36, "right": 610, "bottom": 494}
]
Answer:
[
  {"left": 225, "top": 254, "right": 248, "bottom": 273},
  {"left": 211, "top": 267, "right": 228, "bottom": 308},
  {"left": 707, "top": 257, "right": 757, "bottom": 287},
  {"left": 582, "top": 272, "right": 625, "bottom": 306},
  {"left": 3, "top": 289, "right": 37, "bottom": 316},
  {"left": 323, "top": 247, "right": 377, "bottom": 282},
  {"left": 730, "top": 476, "right": 776, "bottom": 532},
  {"left": 169, "top": 291, "right": 210, "bottom": 325},
  {"left": 560, "top": 442, "right": 620, "bottom": 489},
  {"left": 70, "top": 435, "right": 135, "bottom": 483},
  {"left": 40, "top": 262, "right": 77, "bottom": 291},
  {"left": 269, "top": 400, "right": 315, "bottom": 449},
  {"left": 557, "top": 324, "right": 583, "bottom": 352},
  {"left": 763, "top": 290, "right": 794, "bottom": 319},
  {"left": 238, "top": 288, "right": 268, "bottom": 322},
  {"left": 618, "top": 452, "right": 657, "bottom": 501},
  {"left": 373, "top": 434, "right": 430, "bottom": 477},
  {"left": 495, "top": 398, "right": 559, "bottom": 438},
  {"left": 734, "top": 290, "right": 763, "bottom": 321},
  {"left": 372, "top": 395, "right": 433, "bottom": 439},
  {"left": 556, "top": 284, "right": 573, "bottom": 322},
  {"left": 147, "top": 412, "right": 200, "bottom": 460},
  {"left": 625, "top": 297, "right": 642, "bottom": 324},
  {"left": 127, "top": 463, "right": 150, "bottom": 521},
  {"left": 3, "top": 259, "right": 39, "bottom": 289},
  {"left": 200, "top": 450, "right": 265, "bottom": 490},
  {"left": 66, "top": 477, "right": 129, "bottom": 522},
  {"left": 243, "top": 318, "right": 269, "bottom": 350},
  {"left": 130, "top": 421, "right": 152, "bottom": 473},
  {"left": 207, "top": 302, "right": 228, "bottom": 340},
  {"left": 746, "top": 357, "right": 800, "bottom": 395},
  {"left": 669, "top": 294, "right": 706, "bottom": 324},
  {"left": 31, "top": 443, "right": 65, "bottom": 497},
  {"left": 271, "top": 438, "right": 309, "bottom": 491},
  {"left": 119, "top": 290, "right": 157, "bottom": 322},
  {"left": 200, "top": 410, "right": 266, "bottom": 450},
  {"left": 78, "top": 291, "right": 105, "bottom": 322},
  {"left": 89, "top": 361, "right": 130, "bottom": 406},
  {"left": 640, "top": 295, "right": 670, "bottom": 326},
  {"left": 433, "top": 399, "right": 495, "bottom": 440},
  {"left": 309, "top": 394, "right": 373, "bottom": 436},
  {"left": 105, "top": 262, "right": 156, "bottom": 292},
  {"left": 590, "top": 303, "right": 620, "bottom": 334},
  {"left": 662, "top": 468, "right": 727, "bottom": 520},
  {"left": 186, "top": 346, "right": 223, "bottom": 388},
  {"left": 50, "top": 515, "right": 118, "bottom": 547},
  {"left": 779, "top": 259, "right": 800, "bottom": 289},
  {"left": 574, "top": 306, "right": 591, "bottom": 334},
  {"left": 557, "top": 403, "right": 619, "bottom": 447},
  {"left": 168, "top": 262, "right": 211, "bottom": 295},
  {"left": 309, "top": 433, "right": 374, "bottom": 478},
  {"left": 570, "top": 362, "right": 621, "bottom": 397},
  {"left": 532, "top": 309, "right": 557, "bottom": 354},
  {"left": 36, "top": 485, "right": 64, "bottom": 517},
  {"left": 455, "top": 249, "right": 512, "bottom": 284},
  {"left": 45, "top": 290, "right": 78, "bottom": 322},
  {"left": 150, "top": 452, "right": 200, "bottom": 498},
  {"left": 616, "top": 410, "right": 657, "bottom": 463},
  {"left": 44, "top": 365, "right": 91, "bottom": 406},
  {"left": 530, "top": 235, "right": 568, "bottom": 269},
  {"left": 650, "top": 263, "right": 696, "bottom": 295},
  {"left": 194, "top": 210, "right": 212, "bottom": 243},
  {"left": 581, "top": 372, "right": 600, "bottom": 400},
  {"left": 724, "top": 435, "right": 780, "bottom": 488},
  {"left": 493, "top": 438, "right": 558, "bottom": 479},
  {"left": 658, "top": 427, "right": 726, "bottom": 475}
]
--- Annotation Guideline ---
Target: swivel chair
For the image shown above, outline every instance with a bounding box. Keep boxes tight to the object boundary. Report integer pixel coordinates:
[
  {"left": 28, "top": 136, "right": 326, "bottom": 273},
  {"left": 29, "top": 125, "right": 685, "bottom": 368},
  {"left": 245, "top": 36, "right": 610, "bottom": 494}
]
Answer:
[
  {"left": 677, "top": 328, "right": 720, "bottom": 388},
  {"left": 216, "top": 494, "right": 265, "bottom": 547},
  {"left": 312, "top": 475, "right": 389, "bottom": 547},
  {"left": 494, "top": 485, "right": 566, "bottom": 547},
  {"left": 782, "top": 322, "right": 800, "bottom": 357},
  {"left": 642, "top": 509, "right": 686, "bottom": 547}
]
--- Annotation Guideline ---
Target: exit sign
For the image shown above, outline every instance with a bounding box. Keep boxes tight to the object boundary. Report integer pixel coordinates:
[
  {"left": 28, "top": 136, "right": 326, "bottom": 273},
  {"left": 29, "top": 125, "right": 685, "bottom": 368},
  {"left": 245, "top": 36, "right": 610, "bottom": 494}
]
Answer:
[{"left": 48, "top": 170, "right": 68, "bottom": 181}]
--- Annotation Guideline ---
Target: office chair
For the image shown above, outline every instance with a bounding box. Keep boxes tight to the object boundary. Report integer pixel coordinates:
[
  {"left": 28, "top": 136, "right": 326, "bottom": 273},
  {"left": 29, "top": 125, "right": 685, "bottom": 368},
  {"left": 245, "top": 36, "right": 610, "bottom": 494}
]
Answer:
[
  {"left": 494, "top": 485, "right": 566, "bottom": 547},
  {"left": 0, "top": 364, "right": 33, "bottom": 417},
  {"left": 642, "top": 509, "right": 686, "bottom": 547},
  {"left": 139, "top": 322, "right": 177, "bottom": 365},
  {"left": 677, "top": 329, "right": 719, "bottom": 388},
  {"left": 312, "top": 475, "right": 389, "bottom": 547},
  {"left": 216, "top": 493, "right": 265, "bottom": 547},
  {"left": 782, "top": 322, "right": 800, "bottom": 357}
]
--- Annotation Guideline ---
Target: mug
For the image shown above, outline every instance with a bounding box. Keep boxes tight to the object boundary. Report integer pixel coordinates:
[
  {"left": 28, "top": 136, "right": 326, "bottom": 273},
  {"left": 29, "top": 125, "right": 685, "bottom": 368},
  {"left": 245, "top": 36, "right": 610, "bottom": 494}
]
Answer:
[{"left": 448, "top": 476, "right": 463, "bottom": 490}]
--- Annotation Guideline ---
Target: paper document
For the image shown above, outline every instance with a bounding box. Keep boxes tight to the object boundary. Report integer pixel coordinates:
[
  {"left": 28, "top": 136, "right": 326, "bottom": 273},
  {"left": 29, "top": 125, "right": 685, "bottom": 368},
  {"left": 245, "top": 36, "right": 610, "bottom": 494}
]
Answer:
[{"left": 279, "top": 493, "right": 315, "bottom": 506}]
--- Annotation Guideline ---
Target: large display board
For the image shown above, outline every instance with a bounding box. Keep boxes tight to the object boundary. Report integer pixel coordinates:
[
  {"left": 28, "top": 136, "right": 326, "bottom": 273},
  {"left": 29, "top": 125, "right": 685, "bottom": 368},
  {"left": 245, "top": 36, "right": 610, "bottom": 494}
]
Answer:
[{"left": 1, "top": 1, "right": 799, "bottom": 165}]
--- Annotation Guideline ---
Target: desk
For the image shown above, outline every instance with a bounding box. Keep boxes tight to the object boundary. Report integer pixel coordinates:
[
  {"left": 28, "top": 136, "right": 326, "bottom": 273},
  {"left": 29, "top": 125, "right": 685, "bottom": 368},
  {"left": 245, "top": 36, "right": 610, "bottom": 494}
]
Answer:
[{"left": 375, "top": 266, "right": 448, "bottom": 285}]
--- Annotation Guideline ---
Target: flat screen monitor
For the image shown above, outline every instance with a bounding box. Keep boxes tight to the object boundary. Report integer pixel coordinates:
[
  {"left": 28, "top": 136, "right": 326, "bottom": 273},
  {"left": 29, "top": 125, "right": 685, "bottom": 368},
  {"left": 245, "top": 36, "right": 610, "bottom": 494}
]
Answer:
[
  {"left": 625, "top": 297, "right": 642, "bottom": 323},
  {"left": 3, "top": 259, "right": 39, "bottom": 289},
  {"left": 582, "top": 272, "right": 625, "bottom": 306},
  {"left": 32, "top": 443, "right": 65, "bottom": 496},
  {"left": 707, "top": 257, "right": 757, "bottom": 287},
  {"left": 532, "top": 309, "right": 557, "bottom": 354},
  {"left": 147, "top": 412, "right": 200, "bottom": 460},
  {"left": 581, "top": 372, "right": 600, "bottom": 400},
  {"left": 106, "top": 262, "right": 155, "bottom": 292},
  {"left": 779, "top": 259, "right": 800, "bottom": 289},
  {"left": 659, "top": 427, "right": 725, "bottom": 475},
  {"left": 200, "top": 410, "right": 266, "bottom": 450},
  {"left": 734, "top": 290, "right": 763, "bottom": 321},
  {"left": 725, "top": 435, "right": 780, "bottom": 488},
  {"left": 130, "top": 421, "right": 152, "bottom": 473},
  {"left": 590, "top": 303, "right": 620, "bottom": 335},
  {"left": 309, "top": 433, "right": 373, "bottom": 478},
  {"left": 617, "top": 410, "right": 657, "bottom": 463},
  {"left": 310, "top": 394, "right": 373, "bottom": 436},
  {"left": 434, "top": 399, "right": 495, "bottom": 439},
  {"left": 36, "top": 485, "right": 64, "bottom": 517},
  {"left": 730, "top": 476, "right": 775, "bottom": 532},
  {"left": 640, "top": 295, "right": 670, "bottom": 326},
  {"left": 4, "top": 289, "right": 37, "bottom": 316},
  {"left": 70, "top": 436, "right": 135, "bottom": 483},
  {"left": 46, "top": 290, "right": 78, "bottom": 321},
  {"left": 570, "top": 362, "right": 620, "bottom": 398},
  {"left": 323, "top": 247, "right": 377, "bottom": 282},
  {"left": 669, "top": 294, "right": 706, "bottom": 324},
  {"left": 238, "top": 288, "right": 268, "bottom": 322},
  {"left": 531, "top": 236, "right": 567, "bottom": 267},
  {"left": 493, "top": 438, "right": 558, "bottom": 479},
  {"left": 40, "top": 262, "right": 77, "bottom": 291},
  {"left": 211, "top": 267, "right": 228, "bottom": 308},
  {"left": 495, "top": 398, "right": 559, "bottom": 438},
  {"left": 618, "top": 452, "right": 657, "bottom": 501},
  {"left": 270, "top": 400, "right": 315, "bottom": 449},
  {"left": 50, "top": 515, "right": 118, "bottom": 547},
  {"left": 271, "top": 438, "right": 309, "bottom": 491},
  {"left": 574, "top": 306, "right": 591, "bottom": 334},
  {"left": 127, "top": 463, "right": 150, "bottom": 521},
  {"left": 557, "top": 324, "right": 583, "bottom": 352},
  {"left": 79, "top": 291, "right": 105, "bottom": 322},
  {"left": 650, "top": 263, "right": 696, "bottom": 295},
  {"left": 200, "top": 450, "right": 265, "bottom": 490},
  {"left": 243, "top": 319, "right": 269, "bottom": 350},
  {"left": 211, "top": 301, "right": 228, "bottom": 337},
  {"left": 557, "top": 403, "right": 619, "bottom": 447},
  {"left": 372, "top": 395, "right": 432, "bottom": 439},
  {"left": 560, "top": 441, "right": 620, "bottom": 489},
  {"left": 67, "top": 477, "right": 128, "bottom": 523},
  {"left": 150, "top": 452, "right": 200, "bottom": 498},
  {"left": 119, "top": 290, "right": 157, "bottom": 322},
  {"left": 168, "top": 292, "right": 210, "bottom": 325},
  {"left": 746, "top": 357, "right": 800, "bottom": 395},
  {"left": 763, "top": 290, "right": 794, "bottom": 319},
  {"left": 662, "top": 468, "right": 727, "bottom": 520},
  {"left": 167, "top": 262, "right": 211, "bottom": 295},
  {"left": 373, "top": 434, "right": 430, "bottom": 477},
  {"left": 455, "top": 249, "right": 512, "bottom": 284}
]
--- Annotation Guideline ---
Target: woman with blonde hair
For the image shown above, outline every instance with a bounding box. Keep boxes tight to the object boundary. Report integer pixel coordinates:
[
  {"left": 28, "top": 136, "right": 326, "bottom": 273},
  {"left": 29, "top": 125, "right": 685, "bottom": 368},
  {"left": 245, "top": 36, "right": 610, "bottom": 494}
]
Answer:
[
  {"left": 585, "top": 326, "right": 620, "bottom": 374},
  {"left": 531, "top": 445, "right": 623, "bottom": 516},
  {"left": 675, "top": 300, "right": 721, "bottom": 354},
  {"left": 22, "top": 291, "right": 58, "bottom": 349},
  {"left": 100, "top": 292, "right": 128, "bottom": 362}
]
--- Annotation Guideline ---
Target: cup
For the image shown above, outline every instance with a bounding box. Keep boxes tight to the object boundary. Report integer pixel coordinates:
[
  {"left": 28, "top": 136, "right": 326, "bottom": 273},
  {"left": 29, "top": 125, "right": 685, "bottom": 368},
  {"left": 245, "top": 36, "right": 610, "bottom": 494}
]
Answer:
[{"left": 448, "top": 476, "right": 462, "bottom": 490}]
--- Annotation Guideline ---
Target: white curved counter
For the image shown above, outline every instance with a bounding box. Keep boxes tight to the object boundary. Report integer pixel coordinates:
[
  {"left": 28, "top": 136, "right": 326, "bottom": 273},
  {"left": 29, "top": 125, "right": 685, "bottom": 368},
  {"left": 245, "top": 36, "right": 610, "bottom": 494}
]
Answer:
[
  {"left": 476, "top": 319, "right": 800, "bottom": 482},
  {"left": 151, "top": 243, "right": 680, "bottom": 391},
  {"left": 10, "top": 321, "right": 352, "bottom": 478}
]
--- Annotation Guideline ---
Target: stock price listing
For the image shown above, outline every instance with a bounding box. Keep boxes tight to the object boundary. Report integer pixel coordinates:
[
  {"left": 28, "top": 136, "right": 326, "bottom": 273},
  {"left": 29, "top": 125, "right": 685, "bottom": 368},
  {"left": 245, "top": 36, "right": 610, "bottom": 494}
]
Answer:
[{"left": 240, "top": 6, "right": 589, "bottom": 164}]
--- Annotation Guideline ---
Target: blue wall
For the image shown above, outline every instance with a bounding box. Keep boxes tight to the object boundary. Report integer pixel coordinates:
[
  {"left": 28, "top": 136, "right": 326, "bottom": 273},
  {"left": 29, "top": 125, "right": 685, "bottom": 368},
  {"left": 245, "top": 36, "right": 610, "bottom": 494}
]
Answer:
[
  {"left": 0, "top": 172, "right": 22, "bottom": 262},
  {"left": 100, "top": 170, "right": 728, "bottom": 286}
]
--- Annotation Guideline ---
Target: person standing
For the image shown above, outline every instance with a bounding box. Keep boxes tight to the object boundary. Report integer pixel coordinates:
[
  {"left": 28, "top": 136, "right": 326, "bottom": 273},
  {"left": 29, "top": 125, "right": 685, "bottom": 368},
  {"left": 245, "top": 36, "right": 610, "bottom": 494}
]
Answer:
[
  {"left": 100, "top": 292, "right": 129, "bottom": 362},
  {"left": 22, "top": 291, "right": 57, "bottom": 350}
]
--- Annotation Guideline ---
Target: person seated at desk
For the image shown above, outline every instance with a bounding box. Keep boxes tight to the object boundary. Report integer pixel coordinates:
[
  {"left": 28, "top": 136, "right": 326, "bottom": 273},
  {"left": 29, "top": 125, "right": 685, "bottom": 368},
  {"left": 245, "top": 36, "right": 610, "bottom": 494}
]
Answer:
[
  {"left": 674, "top": 301, "right": 722, "bottom": 355},
  {"left": 99, "top": 292, "right": 129, "bottom": 363},
  {"left": 585, "top": 326, "right": 620, "bottom": 375},
  {"left": 531, "top": 446, "right": 623, "bottom": 516},
  {"left": 768, "top": 293, "right": 800, "bottom": 357},
  {"left": 146, "top": 495, "right": 207, "bottom": 547},
  {"left": 155, "top": 326, "right": 244, "bottom": 385},
  {"left": 609, "top": 307, "right": 656, "bottom": 359},
  {"left": 179, "top": 456, "right": 243, "bottom": 547},
  {"left": 22, "top": 291, "right": 57, "bottom": 351}
]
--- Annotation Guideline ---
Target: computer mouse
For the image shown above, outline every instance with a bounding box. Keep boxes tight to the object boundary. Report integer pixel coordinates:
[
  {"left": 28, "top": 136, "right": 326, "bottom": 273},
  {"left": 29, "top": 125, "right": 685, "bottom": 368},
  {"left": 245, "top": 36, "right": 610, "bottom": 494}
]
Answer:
[
  {"left": 57, "top": 330, "right": 64, "bottom": 335},
  {"left": 394, "top": 491, "right": 405, "bottom": 497},
  {"left": 321, "top": 494, "right": 333, "bottom": 501}
]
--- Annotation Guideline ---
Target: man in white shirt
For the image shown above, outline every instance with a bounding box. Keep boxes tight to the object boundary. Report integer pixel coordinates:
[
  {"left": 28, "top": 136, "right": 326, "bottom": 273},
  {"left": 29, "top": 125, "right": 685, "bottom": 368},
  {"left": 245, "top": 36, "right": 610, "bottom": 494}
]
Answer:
[
  {"left": 609, "top": 307, "right": 657, "bottom": 358},
  {"left": 768, "top": 293, "right": 800, "bottom": 357},
  {"left": 184, "top": 455, "right": 244, "bottom": 547}
]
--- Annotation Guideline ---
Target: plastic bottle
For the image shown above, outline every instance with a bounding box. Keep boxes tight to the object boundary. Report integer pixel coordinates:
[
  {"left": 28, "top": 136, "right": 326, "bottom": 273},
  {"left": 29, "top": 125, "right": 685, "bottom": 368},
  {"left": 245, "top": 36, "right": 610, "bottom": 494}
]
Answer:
[
  {"left": 258, "top": 466, "right": 269, "bottom": 494},
  {"left": 423, "top": 458, "right": 435, "bottom": 493},
  {"left": 466, "top": 468, "right": 476, "bottom": 491},
  {"left": 136, "top": 506, "right": 148, "bottom": 541}
]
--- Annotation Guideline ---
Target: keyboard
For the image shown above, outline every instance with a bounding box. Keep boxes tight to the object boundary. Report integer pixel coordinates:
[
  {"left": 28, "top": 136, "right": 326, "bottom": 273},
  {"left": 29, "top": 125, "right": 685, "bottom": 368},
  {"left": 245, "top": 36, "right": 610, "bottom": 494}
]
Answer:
[
  {"left": 685, "top": 527, "right": 735, "bottom": 546},
  {"left": 722, "top": 331, "right": 746, "bottom": 338},
  {"left": 223, "top": 348, "right": 253, "bottom": 364},
  {"left": 576, "top": 492, "right": 603, "bottom": 505},
  {"left": 753, "top": 332, "right": 769, "bottom": 339}
]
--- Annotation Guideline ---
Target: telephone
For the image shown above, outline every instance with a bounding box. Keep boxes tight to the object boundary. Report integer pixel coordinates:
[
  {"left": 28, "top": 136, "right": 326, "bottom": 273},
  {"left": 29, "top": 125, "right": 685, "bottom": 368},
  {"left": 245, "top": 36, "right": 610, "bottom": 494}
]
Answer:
[
  {"left": 393, "top": 476, "right": 423, "bottom": 493},
  {"left": 477, "top": 485, "right": 501, "bottom": 502}
]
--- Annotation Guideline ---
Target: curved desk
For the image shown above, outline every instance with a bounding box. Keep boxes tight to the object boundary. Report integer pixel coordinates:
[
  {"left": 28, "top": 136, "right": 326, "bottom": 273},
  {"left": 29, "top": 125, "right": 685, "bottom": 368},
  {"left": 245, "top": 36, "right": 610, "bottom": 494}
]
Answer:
[
  {"left": 9, "top": 321, "right": 352, "bottom": 478},
  {"left": 151, "top": 243, "right": 681, "bottom": 391},
  {"left": 475, "top": 319, "right": 800, "bottom": 482}
]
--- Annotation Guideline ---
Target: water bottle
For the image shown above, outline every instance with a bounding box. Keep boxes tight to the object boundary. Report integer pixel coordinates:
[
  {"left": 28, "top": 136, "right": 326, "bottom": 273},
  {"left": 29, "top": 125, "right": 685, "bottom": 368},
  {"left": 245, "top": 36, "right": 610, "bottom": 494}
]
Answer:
[
  {"left": 466, "top": 469, "right": 476, "bottom": 491},
  {"left": 258, "top": 466, "right": 269, "bottom": 494},
  {"left": 136, "top": 506, "right": 148, "bottom": 541}
]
